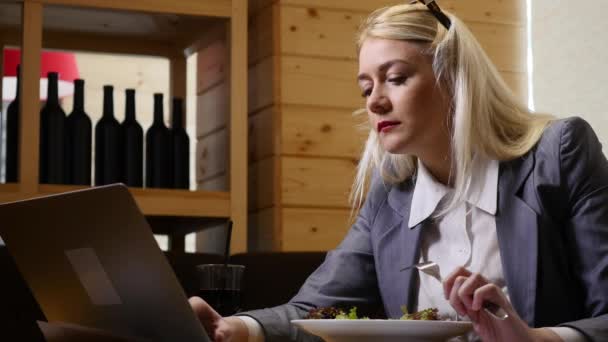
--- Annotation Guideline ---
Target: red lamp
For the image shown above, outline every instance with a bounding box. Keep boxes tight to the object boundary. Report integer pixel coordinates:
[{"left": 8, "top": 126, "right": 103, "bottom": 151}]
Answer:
[{"left": 2, "top": 47, "right": 80, "bottom": 102}]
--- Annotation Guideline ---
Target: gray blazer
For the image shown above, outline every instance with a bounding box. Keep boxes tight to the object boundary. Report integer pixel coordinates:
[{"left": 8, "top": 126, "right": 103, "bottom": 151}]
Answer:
[{"left": 243, "top": 117, "right": 608, "bottom": 342}]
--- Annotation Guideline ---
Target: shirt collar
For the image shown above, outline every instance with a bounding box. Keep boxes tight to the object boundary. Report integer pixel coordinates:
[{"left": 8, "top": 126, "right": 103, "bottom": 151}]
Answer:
[{"left": 407, "top": 155, "right": 499, "bottom": 229}]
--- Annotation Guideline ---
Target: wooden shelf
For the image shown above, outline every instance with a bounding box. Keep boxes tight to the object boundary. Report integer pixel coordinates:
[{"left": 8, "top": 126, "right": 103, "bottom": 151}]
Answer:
[
  {"left": 37, "top": 0, "right": 233, "bottom": 18},
  {"left": 0, "top": 0, "right": 249, "bottom": 252},
  {"left": 0, "top": 2, "right": 223, "bottom": 56},
  {"left": 0, "top": 184, "right": 231, "bottom": 217},
  {"left": 0, "top": 183, "right": 21, "bottom": 203}
]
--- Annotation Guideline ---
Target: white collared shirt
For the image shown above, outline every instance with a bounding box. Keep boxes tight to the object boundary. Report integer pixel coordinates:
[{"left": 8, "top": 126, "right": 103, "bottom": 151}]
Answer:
[
  {"left": 411, "top": 155, "right": 505, "bottom": 321},
  {"left": 410, "top": 157, "right": 583, "bottom": 341}
]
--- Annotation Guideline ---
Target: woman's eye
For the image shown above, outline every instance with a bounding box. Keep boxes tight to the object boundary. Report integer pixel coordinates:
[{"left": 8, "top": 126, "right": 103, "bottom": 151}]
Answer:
[
  {"left": 388, "top": 76, "right": 407, "bottom": 85},
  {"left": 361, "top": 88, "right": 372, "bottom": 98}
]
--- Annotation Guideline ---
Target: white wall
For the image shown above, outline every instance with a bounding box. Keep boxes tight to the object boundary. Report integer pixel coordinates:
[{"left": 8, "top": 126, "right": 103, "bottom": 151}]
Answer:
[{"left": 532, "top": 0, "right": 608, "bottom": 148}]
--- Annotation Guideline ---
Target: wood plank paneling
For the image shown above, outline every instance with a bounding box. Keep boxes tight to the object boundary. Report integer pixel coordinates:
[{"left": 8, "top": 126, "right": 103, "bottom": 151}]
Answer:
[
  {"left": 281, "top": 56, "right": 361, "bottom": 108},
  {"left": 249, "top": 157, "right": 275, "bottom": 210},
  {"left": 281, "top": 156, "right": 356, "bottom": 207},
  {"left": 281, "top": 104, "right": 367, "bottom": 158},
  {"left": 279, "top": 6, "right": 525, "bottom": 72},
  {"left": 196, "top": 56, "right": 275, "bottom": 137},
  {"left": 196, "top": 109, "right": 274, "bottom": 182},
  {"left": 249, "top": 0, "right": 276, "bottom": 15},
  {"left": 197, "top": 130, "right": 228, "bottom": 182},
  {"left": 196, "top": 5, "right": 275, "bottom": 94},
  {"left": 281, "top": 207, "right": 351, "bottom": 251},
  {"left": 249, "top": 207, "right": 279, "bottom": 251},
  {"left": 197, "top": 40, "right": 227, "bottom": 93},
  {"left": 249, "top": 106, "right": 276, "bottom": 160},
  {"left": 279, "top": 0, "right": 524, "bottom": 25},
  {"left": 249, "top": 3, "right": 276, "bottom": 65},
  {"left": 198, "top": 155, "right": 275, "bottom": 211},
  {"left": 197, "top": 82, "right": 228, "bottom": 137},
  {"left": 280, "top": 7, "right": 363, "bottom": 60},
  {"left": 249, "top": 57, "right": 276, "bottom": 112}
]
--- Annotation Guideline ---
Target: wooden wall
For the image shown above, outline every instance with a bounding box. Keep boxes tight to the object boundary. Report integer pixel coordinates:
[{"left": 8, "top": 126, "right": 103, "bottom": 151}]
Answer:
[{"left": 196, "top": 0, "right": 527, "bottom": 252}]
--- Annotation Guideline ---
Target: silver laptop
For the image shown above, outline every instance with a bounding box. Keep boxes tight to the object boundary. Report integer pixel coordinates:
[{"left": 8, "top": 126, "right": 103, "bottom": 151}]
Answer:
[{"left": 0, "top": 184, "right": 210, "bottom": 342}]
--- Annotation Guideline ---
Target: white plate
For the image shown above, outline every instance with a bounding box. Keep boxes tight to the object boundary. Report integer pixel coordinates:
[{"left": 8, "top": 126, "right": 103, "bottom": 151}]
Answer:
[{"left": 291, "top": 319, "right": 473, "bottom": 342}]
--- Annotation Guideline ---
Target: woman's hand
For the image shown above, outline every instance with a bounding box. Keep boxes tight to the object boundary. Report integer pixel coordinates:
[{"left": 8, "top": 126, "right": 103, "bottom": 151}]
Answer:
[
  {"left": 442, "top": 267, "right": 561, "bottom": 342},
  {"left": 189, "top": 296, "right": 249, "bottom": 342}
]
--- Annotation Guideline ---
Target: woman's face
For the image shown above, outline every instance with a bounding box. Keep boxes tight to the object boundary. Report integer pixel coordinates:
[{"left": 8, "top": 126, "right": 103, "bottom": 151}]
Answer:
[{"left": 357, "top": 38, "right": 451, "bottom": 157}]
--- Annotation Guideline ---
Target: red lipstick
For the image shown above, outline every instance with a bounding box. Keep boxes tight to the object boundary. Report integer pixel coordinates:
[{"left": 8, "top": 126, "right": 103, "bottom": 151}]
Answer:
[{"left": 377, "top": 120, "right": 401, "bottom": 132}]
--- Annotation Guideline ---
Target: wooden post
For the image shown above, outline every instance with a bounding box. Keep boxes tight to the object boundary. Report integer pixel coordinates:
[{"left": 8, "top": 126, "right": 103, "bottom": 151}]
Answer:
[
  {"left": 19, "top": 1, "right": 43, "bottom": 195},
  {"left": 168, "top": 233, "right": 186, "bottom": 253},
  {"left": 229, "top": 0, "right": 248, "bottom": 253}
]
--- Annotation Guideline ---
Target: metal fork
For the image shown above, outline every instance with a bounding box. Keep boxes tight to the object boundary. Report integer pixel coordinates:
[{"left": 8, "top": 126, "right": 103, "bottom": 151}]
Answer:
[{"left": 401, "top": 261, "right": 509, "bottom": 320}]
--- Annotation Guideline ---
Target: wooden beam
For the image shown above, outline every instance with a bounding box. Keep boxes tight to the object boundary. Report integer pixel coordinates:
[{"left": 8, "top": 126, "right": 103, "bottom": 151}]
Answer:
[
  {"left": 37, "top": 0, "right": 232, "bottom": 18},
  {"left": 229, "top": 0, "right": 248, "bottom": 253},
  {"left": 0, "top": 27, "right": 173, "bottom": 57},
  {"left": 19, "top": 1, "right": 42, "bottom": 195},
  {"left": 168, "top": 233, "right": 186, "bottom": 253},
  {"left": 43, "top": 30, "right": 174, "bottom": 57}
]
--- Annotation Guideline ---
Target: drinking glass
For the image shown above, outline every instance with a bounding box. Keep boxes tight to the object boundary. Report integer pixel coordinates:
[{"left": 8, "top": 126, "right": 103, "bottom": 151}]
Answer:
[{"left": 196, "top": 264, "right": 245, "bottom": 316}]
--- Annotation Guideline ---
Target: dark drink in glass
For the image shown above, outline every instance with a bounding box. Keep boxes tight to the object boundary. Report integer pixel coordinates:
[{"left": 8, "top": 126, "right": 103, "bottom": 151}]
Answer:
[
  {"left": 196, "top": 264, "right": 245, "bottom": 317},
  {"left": 197, "top": 289, "right": 242, "bottom": 316}
]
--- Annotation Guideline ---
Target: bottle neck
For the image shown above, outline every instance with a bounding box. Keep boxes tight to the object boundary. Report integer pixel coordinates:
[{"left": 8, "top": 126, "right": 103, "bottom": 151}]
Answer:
[
  {"left": 125, "top": 89, "right": 136, "bottom": 121},
  {"left": 153, "top": 94, "right": 164, "bottom": 124},
  {"left": 46, "top": 72, "right": 59, "bottom": 105},
  {"left": 171, "top": 98, "right": 184, "bottom": 129},
  {"left": 73, "top": 80, "right": 84, "bottom": 112},
  {"left": 103, "top": 86, "right": 114, "bottom": 118}
]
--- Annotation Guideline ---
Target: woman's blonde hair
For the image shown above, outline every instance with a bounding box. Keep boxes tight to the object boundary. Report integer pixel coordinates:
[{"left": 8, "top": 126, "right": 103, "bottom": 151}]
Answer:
[{"left": 350, "top": 3, "right": 553, "bottom": 212}]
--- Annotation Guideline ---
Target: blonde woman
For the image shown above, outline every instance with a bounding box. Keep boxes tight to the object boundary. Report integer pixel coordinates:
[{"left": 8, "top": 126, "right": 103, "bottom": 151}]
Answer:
[{"left": 190, "top": 3, "right": 608, "bottom": 341}]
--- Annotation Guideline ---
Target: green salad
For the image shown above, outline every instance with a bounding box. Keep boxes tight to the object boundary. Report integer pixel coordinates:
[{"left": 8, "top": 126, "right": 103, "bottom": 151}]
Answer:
[{"left": 305, "top": 306, "right": 439, "bottom": 320}]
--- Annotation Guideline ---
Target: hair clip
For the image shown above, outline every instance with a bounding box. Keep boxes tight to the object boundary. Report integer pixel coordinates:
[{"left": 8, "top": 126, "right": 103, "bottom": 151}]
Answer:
[{"left": 410, "top": 0, "right": 451, "bottom": 30}]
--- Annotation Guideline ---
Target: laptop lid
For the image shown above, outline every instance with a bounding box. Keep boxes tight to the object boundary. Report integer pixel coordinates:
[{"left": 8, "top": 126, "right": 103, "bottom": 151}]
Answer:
[
  {"left": 0, "top": 242, "right": 46, "bottom": 341},
  {"left": 0, "top": 184, "right": 209, "bottom": 342}
]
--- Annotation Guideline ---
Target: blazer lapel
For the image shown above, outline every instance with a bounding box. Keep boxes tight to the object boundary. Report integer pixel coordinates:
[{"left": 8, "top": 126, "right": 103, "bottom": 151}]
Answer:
[
  {"left": 381, "top": 181, "right": 423, "bottom": 317},
  {"left": 496, "top": 154, "right": 539, "bottom": 326}
]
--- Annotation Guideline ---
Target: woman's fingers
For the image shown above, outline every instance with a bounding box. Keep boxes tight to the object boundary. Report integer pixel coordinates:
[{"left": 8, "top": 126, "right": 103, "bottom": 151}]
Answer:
[
  {"left": 458, "top": 272, "right": 488, "bottom": 310},
  {"left": 443, "top": 266, "right": 471, "bottom": 300},
  {"left": 189, "top": 296, "right": 223, "bottom": 335},
  {"left": 448, "top": 275, "right": 469, "bottom": 316},
  {"left": 471, "top": 283, "right": 509, "bottom": 313}
]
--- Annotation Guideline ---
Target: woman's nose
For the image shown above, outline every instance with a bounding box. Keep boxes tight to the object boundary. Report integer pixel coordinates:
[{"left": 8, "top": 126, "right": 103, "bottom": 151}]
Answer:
[{"left": 368, "top": 93, "right": 391, "bottom": 115}]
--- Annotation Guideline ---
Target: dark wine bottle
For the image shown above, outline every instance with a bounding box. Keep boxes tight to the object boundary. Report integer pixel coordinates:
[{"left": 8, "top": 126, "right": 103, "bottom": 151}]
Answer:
[
  {"left": 170, "top": 98, "right": 189, "bottom": 189},
  {"left": 121, "top": 89, "right": 143, "bottom": 187},
  {"left": 39, "top": 72, "right": 66, "bottom": 184},
  {"left": 5, "top": 65, "right": 20, "bottom": 183},
  {"left": 145, "top": 93, "right": 172, "bottom": 188},
  {"left": 95, "top": 85, "right": 123, "bottom": 185},
  {"left": 65, "top": 79, "right": 92, "bottom": 185}
]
